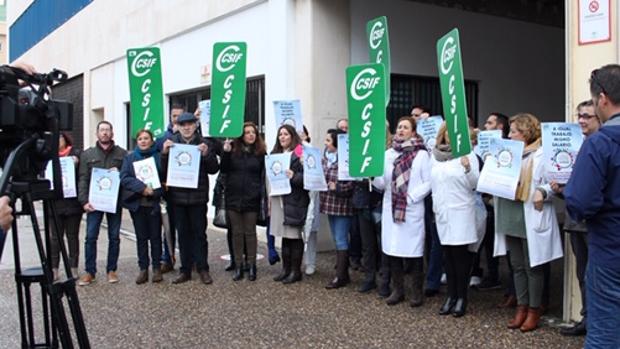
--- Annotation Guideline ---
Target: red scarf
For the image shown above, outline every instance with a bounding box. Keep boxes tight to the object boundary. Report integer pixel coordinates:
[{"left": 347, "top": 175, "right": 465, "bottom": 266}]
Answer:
[{"left": 59, "top": 145, "right": 72, "bottom": 157}]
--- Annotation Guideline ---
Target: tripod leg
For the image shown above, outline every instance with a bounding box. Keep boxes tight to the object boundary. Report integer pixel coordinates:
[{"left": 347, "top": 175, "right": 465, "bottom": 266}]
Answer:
[{"left": 11, "top": 216, "right": 29, "bottom": 348}]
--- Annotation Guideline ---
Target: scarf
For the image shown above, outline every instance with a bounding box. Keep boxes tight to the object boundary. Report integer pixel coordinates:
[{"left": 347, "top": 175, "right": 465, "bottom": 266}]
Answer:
[
  {"left": 515, "top": 138, "right": 541, "bottom": 202},
  {"left": 58, "top": 145, "right": 72, "bottom": 157},
  {"left": 134, "top": 145, "right": 161, "bottom": 173},
  {"left": 391, "top": 135, "right": 425, "bottom": 223},
  {"left": 432, "top": 144, "right": 453, "bottom": 162}
]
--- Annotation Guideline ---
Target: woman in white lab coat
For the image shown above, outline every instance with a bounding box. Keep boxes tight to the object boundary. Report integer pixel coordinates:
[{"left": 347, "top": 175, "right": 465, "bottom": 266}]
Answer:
[
  {"left": 373, "top": 116, "right": 431, "bottom": 307},
  {"left": 430, "top": 123, "right": 481, "bottom": 317},
  {"left": 493, "top": 113, "right": 563, "bottom": 332}
]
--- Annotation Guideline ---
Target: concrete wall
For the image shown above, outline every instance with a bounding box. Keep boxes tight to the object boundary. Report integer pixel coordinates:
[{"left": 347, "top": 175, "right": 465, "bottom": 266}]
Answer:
[{"left": 350, "top": 0, "right": 565, "bottom": 124}]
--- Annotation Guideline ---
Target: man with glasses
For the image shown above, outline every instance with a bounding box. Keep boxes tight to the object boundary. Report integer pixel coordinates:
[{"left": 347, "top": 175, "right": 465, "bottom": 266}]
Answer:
[{"left": 565, "top": 65, "right": 620, "bottom": 348}]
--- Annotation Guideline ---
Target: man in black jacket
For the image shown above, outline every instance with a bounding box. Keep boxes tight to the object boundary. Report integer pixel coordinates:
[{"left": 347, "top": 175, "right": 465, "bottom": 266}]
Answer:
[{"left": 161, "top": 113, "right": 219, "bottom": 284}]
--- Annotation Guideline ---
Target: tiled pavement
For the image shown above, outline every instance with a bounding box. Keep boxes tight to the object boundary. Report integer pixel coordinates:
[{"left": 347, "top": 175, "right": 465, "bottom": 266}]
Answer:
[{"left": 0, "top": 211, "right": 584, "bottom": 348}]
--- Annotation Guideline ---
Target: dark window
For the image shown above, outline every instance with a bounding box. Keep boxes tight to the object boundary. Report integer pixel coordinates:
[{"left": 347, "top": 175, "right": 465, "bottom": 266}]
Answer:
[
  {"left": 387, "top": 74, "right": 479, "bottom": 133},
  {"left": 169, "top": 75, "right": 266, "bottom": 134},
  {"left": 52, "top": 74, "right": 84, "bottom": 150}
]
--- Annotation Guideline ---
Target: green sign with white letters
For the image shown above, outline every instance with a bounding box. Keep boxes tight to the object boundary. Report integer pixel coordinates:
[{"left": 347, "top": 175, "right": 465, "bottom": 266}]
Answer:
[
  {"left": 210, "top": 42, "right": 247, "bottom": 138},
  {"left": 436, "top": 28, "right": 472, "bottom": 157},
  {"left": 346, "top": 63, "right": 386, "bottom": 177},
  {"left": 127, "top": 47, "right": 165, "bottom": 139},
  {"left": 367, "top": 16, "right": 391, "bottom": 106}
]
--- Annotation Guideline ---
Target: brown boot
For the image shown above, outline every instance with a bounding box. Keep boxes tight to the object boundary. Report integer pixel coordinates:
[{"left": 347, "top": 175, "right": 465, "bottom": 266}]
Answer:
[
  {"left": 507, "top": 305, "right": 529, "bottom": 329},
  {"left": 152, "top": 267, "right": 163, "bottom": 283},
  {"left": 409, "top": 269, "right": 425, "bottom": 307},
  {"left": 520, "top": 307, "right": 541, "bottom": 332},
  {"left": 135, "top": 270, "right": 148, "bottom": 285}
]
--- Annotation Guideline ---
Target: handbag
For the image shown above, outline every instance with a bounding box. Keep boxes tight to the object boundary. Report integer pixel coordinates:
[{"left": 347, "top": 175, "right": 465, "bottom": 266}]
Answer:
[
  {"left": 256, "top": 169, "right": 268, "bottom": 227},
  {"left": 212, "top": 173, "right": 228, "bottom": 228}
]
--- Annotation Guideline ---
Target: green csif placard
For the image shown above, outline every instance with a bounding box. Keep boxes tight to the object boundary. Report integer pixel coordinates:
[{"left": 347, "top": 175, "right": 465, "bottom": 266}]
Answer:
[
  {"left": 346, "top": 63, "right": 386, "bottom": 177},
  {"left": 436, "top": 28, "right": 472, "bottom": 157},
  {"left": 210, "top": 42, "right": 247, "bottom": 138},
  {"left": 366, "top": 16, "right": 391, "bottom": 106},
  {"left": 127, "top": 47, "right": 165, "bottom": 139}
]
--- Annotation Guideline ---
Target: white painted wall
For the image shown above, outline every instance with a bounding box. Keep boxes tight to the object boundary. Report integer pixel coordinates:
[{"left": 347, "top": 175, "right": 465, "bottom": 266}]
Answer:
[{"left": 350, "top": 0, "right": 565, "bottom": 124}]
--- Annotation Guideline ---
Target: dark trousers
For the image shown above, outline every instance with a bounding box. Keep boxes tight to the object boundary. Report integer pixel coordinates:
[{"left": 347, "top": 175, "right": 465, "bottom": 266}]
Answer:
[
  {"left": 349, "top": 215, "right": 362, "bottom": 261},
  {"left": 568, "top": 231, "right": 588, "bottom": 320},
  {"left": 358, "top": 209, "right": 388, "bottom": 281},
  {"left": 389, "top": 256, "right": 423, "bottom": 286},
  {"left": 130, "top": 206, "right": 162, "bottom": 270},
  {"left": 424, "top": 197, "right": 443, "bottom": 290},
  {"left": 472, "top": 208, "right": 500, "bottom": 280},
  {"left": 50, "top": 213, "right": 82, "bottom": 269},
  {"left": 585, "top": 262, "right": 620, "bottom": 348},
  {"left": 174, "top": 204, "right": 209, "bottom": 275},
  {"left": 228, "top": 210, "right": 258, "bottom": 265},
  {"left": 442, "top": 245, "right": 473, "bottom": 299}
]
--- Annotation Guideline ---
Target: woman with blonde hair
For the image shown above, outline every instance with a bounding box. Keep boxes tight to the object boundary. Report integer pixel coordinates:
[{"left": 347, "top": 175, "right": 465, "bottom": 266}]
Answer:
[{"left": 494, "top": 113, "right": 563, "bottom": 332}]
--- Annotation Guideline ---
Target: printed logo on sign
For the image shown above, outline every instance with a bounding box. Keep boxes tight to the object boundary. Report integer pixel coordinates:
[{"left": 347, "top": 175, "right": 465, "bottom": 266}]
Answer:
[
  {"left": 131, "top": 50, "right": 158, "bottom": 78},
  {"left": 369, "top": 21, "right": 385, "bottom": 50},
  {"left": 350, "top": 68, "right": 381, "bottom": 101},
  {"left": 440, "top": 37, "right": 457, "bottom": 75},
  {"left": 216, "top": 45, "right": 243, "bottom": 73}
]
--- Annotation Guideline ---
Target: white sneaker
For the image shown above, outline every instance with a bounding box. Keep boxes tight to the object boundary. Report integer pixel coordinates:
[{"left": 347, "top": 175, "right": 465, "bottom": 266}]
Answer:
[
  {"left": 305, "top": 265, "right": 315, "bottom": 275},
  {"left": 440, "top": 273, "right": 447, "bottom": 285},
  {"left": 469, "top": 275, "right": 482, "bottom": 287}
]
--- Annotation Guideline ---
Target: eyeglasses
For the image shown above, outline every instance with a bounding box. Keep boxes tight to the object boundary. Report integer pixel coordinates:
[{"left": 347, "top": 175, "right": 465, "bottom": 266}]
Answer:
[
  {"left": 591, "top": 69, "right": 608, "bottom": 96},
  {"left": 577, "top": 113, "right": 597, "bottom": 119}
]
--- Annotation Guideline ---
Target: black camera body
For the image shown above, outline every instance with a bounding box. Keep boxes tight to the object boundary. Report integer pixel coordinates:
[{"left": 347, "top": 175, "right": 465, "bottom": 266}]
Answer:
[{"left": 0, "top": 66, "right": 73, "bottom": 180}]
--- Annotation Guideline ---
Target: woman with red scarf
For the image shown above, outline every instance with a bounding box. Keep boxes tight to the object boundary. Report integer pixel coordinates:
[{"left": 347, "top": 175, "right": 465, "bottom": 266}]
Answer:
[
  {"left": 50, "top": 132, "right": 83, "bottom": 281},
  {"left": 373, "top": 116, "right": 431, "bottom": 307}
]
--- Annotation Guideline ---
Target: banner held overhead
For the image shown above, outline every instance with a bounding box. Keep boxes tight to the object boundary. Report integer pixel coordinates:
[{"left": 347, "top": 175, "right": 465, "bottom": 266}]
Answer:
[{"left": 367, "top": 16, "right": 391, "bottom": 106}]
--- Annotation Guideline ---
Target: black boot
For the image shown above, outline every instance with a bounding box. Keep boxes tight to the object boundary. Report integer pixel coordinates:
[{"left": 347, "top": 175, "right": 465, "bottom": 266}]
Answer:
[
  {"left": 452, "top": 298, "right": 467, "bottom": 317},
  {"left": 248, "top": 264, "right": 257, "bottom": 281},
  {"left": 439, "top": 297, "right": 456, "bottom": 315},
  {"left": 273, "top": 239, "right": 291, "bottom": 282},
  {"left": 283, "top": 240, "right": 303, "bottom": 284},
  {"left": 410, "top": 260, "right": 425, "bottom": 307},
  {"left": 358, "top": 272, "right": 377, "bottom": 293},
  {"left": 326, "top": 250, "right": 351, "bottom": 289},
  {"left": 232, "top": 266, "right": 244, "bottom": 281},
  {"left": 225, "top": 261, "right": 236, "bottom": 272},
  {"left": 386, "top": 261, "right": 404, "bottom": 305}
]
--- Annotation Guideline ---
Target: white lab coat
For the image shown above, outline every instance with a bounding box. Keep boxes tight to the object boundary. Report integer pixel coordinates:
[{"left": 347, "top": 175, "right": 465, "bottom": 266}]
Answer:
[
  {"left": 493, "top": 148, "right": 563, "bottom": 267},
  {"left": 430, "top": 152, "right": 484, "bottom": 250},
  {"left": 373, "top": 148, "right": 431, "bottom": 258}
]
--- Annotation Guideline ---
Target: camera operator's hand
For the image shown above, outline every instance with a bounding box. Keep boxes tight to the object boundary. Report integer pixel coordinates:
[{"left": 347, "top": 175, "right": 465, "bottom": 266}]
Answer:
[
  {"left": 0, "top": 196, "right": 14, "bottom": 231},
  {"left": 83, "top": 203, "right": 95, "bottom": 213},
  {"left": 10, "top": 61, "right": 37, "bottom": 76}
]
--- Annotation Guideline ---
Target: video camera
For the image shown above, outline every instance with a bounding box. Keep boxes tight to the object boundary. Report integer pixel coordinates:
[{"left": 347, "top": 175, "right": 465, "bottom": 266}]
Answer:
[{"left": 0, "top": 66, "right": 73, "bottom": 180}]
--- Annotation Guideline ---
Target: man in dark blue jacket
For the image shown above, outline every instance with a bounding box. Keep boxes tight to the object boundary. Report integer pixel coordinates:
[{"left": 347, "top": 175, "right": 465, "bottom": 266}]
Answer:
[{"left": 565, "top": 64, "right": 620, "bottom": 349}]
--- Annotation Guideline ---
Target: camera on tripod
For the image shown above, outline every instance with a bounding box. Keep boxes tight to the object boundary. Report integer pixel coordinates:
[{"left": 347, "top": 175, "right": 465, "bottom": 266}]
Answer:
[{"left": 0, "top": 67, "right": 73, "bottom": 183}]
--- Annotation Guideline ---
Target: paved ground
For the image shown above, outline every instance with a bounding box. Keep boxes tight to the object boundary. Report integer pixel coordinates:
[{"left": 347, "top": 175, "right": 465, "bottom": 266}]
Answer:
[{"left": 0, "top": 211, "right": 585, "bottom": 348}]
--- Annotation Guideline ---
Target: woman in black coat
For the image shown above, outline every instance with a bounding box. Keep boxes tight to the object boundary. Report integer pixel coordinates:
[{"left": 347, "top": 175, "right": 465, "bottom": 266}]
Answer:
[
  {"left": 50, "top": 132, "right": 83, "bottom": 281},
  {"left": 221, "top": 122, "right": 266, "bottom": 281}
]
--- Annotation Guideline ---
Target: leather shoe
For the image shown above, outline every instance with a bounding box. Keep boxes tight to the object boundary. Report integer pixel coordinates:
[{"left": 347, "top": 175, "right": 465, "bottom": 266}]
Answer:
[
  {"left": 439, "top": 297, "right": 456, "bottom": 315},
  {"left": 377, "top": 283, "right": 391, "bottom": 298},
  {"left": 358, "top": 280, "right": 377, "bottom": 293},
  {"left": 232, "top": 267, "right": 244, "bottom": 281},
  {"left": 560, "top": 320, "right": 586, "bottom": 336},
  {"left": 172, "top": 273, "right": 191, "bottom": 284},
  {"left": 508, "top": 305, "right": 529, "bottom": 329},
  {"left": 325, "top": 277, "right": 348, "bottom": 289},
  {"left": 282, "top": 272, "right": 302, "bottom": 285},
  {"left": 273, "top": 270, "right": 290, "bottom": 282},
  {"left": 225, "top": 261, "right": 236, "bottom": 272},
  {"left": 452, "top": 298, "right": 467, "bottom": 318},
  {"left": 248, "top": 264, "right": 257, "bottom": 281},
  {"left": 199, "top": 270, "right": 213, "bottom": 285},
  {"left": 497, "top": 294, "right": 517, "bottom": 308},
  {"left": 160, "top": 263, "right": 174, "bottom": 274},
  {"left": 520, "top": 307, "right": 541, "bottom": 332}
]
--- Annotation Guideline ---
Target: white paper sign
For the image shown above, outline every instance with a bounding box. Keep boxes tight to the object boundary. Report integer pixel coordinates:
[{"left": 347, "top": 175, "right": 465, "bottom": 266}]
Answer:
[
  {"left": 273, "top": 100, "right": 303, "bottom": 134},
  {"left": 166, "top": 144, "right": 201, "bottom": 189},
  {"left": 302, "top": 146, "right": 328, "bottom": 191},
  {"left": 475, "top": 130, "right": 502, "bottom": 159},
  {"left": 579, "top": 0, "right": 610, "bottom": 45},
  {"left": 476, "top": 138, "right": 524, "bottom": 200},
  {"left": 133, "top": 157, "right": 161, "bottom": 189},
  {"left": 45, "top": 157, "right": 78, "bottom": 198},
  {"left": 88, "top": 168, "right": 121, "bottom": 213},
  {"left": 266, "top": 153, "right": 292, "bottom": 196},
  {"left": 337, "top": 133, "right": 354, "bottom": 181},
  {"left": 416, "top": 116, "right": 443, "bottom": 151},
  {"left": 542, "top": 123, "right": 584, "bottom": 184},
  {"left": 199, "top": 100, "right": 211, "bottom": 137}
]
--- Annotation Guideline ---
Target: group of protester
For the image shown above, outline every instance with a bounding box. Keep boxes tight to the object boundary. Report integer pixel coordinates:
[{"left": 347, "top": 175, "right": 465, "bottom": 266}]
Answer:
[{"left": 33, "top": 64, "right": 620, "bottom": 348}]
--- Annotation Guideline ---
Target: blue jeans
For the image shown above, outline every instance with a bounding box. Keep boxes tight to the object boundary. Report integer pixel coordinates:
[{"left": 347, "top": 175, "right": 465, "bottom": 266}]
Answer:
[
  {"left": 328, "top": 215, "right": 352, "bottom": 251},
  {"left": 425, "top": 199, "right": 443, "bottom": 291},
  {"left": 161, "top": 204, "right": 176, "bottom": 265},
  {"left": 84, "top": 210, "right": 122, "bottom": 276},
  {"left": 266, "top": 219, "right": 279, "bottom": 261},
  {"left": 585, "top": 262, "right": 620, "bottom": 348}
]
